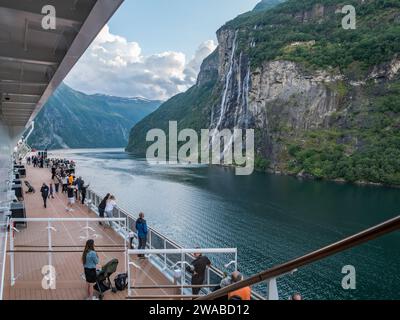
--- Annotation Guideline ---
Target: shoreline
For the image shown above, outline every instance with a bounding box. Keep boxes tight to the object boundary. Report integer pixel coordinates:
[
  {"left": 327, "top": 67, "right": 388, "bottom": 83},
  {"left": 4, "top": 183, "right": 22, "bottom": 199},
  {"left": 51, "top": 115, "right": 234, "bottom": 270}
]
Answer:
[{"left": 45, "top": 147, "right": 399, "bottom": 189}]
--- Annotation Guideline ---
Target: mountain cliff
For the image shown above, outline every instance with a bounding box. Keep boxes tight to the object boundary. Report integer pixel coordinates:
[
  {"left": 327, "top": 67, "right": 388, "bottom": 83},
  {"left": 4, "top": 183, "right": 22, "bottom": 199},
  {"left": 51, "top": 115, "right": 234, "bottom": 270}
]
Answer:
[
  {"left": 127, "top": 0, "right": 400, "bottom": 186},
  {"left": 29, "top": 84, "right": 161, "bottom": 150}
]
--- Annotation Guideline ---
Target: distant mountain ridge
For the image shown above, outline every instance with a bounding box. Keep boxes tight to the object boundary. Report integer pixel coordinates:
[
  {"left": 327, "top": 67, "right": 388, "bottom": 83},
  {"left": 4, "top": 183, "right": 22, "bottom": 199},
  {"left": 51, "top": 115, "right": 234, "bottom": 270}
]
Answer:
[{"left": 29, "top": 83, "right": 161, "bottom": 150}]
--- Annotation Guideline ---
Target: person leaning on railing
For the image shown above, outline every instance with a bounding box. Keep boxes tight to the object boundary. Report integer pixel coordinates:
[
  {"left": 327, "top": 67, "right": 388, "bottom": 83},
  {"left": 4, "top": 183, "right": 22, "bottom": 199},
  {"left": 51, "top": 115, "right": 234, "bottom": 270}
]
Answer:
[
  {"left": 98, "top": 193, "right": 110, "bottom": 226},
  {"left": 104, "top": 195, "right": 117, "bottom": 227},
  {"left": 136, "top": 212, "right": 148, "bottom": 258},
  {"left": 186, "top": 250, "right": 211, "bottom": 295}
]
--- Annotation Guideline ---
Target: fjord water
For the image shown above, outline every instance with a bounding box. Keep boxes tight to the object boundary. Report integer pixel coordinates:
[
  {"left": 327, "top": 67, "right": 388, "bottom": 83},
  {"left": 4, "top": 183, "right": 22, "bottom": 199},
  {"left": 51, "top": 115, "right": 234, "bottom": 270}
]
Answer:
[{"left": 56, "top": 149, "right": 399, "bottom": 300}]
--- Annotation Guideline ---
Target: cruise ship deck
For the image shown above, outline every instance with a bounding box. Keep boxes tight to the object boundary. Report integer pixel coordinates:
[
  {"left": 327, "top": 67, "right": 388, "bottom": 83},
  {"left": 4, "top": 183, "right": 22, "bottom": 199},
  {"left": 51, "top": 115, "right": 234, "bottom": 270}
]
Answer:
[{"left": 2, "top": 165, "right": 175, "bottom": 300}]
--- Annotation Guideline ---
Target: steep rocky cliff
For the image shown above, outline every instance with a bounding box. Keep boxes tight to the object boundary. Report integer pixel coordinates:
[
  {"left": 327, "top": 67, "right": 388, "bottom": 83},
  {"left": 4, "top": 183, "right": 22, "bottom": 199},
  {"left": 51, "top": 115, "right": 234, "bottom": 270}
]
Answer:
[{"left": 127, "top": 0, "right": 400, "bottom": 185}]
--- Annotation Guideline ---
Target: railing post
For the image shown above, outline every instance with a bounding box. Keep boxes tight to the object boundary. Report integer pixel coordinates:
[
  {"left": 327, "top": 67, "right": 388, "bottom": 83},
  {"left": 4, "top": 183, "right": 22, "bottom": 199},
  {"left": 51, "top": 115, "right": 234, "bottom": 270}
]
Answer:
[
  {"left": 117, "top": 209, "right": 121, "bottom": 230},
  {"left": 235, "top": 250, "right": 238, "bottom": 271},
  {"left": 86, "top": 220, "right": 89, "bottom": 240},
  {"left": 127, "top": 253, "right": 132, "bottom": 297},
  {"left": 163, "top": 239, "right": 167, "bottom": 269},
  {"left": 47, "top": 221, "right": 53, "bottom": 269},
  {"left": 267, "top": 278, "right": 279, "bottom": 300},
  {"left": 9, "top": 220, "right": 15, "bottom": 286},
  {"left": 149, "top": 229, "right": 152, "bottom": 250},
  {"left": 180, "top": 251, "right": 185, "bottom": 296},
  {"left": 124, "top": 219, "right": 128, "bottom": 275}
]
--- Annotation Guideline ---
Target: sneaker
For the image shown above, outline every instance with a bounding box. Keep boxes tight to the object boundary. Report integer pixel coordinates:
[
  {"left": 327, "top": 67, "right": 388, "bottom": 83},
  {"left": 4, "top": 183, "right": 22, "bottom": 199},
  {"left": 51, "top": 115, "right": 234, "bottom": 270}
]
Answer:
[{"left": 92, "top": 296, "right": 99, "bottom": 300}]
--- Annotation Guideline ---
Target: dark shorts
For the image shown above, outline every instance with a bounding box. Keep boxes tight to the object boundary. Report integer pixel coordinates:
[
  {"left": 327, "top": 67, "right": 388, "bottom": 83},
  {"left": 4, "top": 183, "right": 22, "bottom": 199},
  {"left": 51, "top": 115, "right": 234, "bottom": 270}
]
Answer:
[{"left": 84, "top": 268, "right": 97, "bottom": 284}]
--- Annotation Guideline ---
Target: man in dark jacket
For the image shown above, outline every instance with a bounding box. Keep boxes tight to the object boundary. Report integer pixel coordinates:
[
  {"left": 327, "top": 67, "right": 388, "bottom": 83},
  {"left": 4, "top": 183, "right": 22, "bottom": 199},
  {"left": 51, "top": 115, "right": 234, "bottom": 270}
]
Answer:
[
  {"left": 187, "top": 250, "right": 211, "bottom": 295},
  {"left": 80, "top": 180, "right": 90, "bottom": 205},
  {"left": 98, "top": 193, "right": 110, "bottom": 225},
  {"left": 135, "top": 212, "right": 148, "bottom": 258},
  {"left": 40, "top": 183, "right": 49, "bottom": 208}
]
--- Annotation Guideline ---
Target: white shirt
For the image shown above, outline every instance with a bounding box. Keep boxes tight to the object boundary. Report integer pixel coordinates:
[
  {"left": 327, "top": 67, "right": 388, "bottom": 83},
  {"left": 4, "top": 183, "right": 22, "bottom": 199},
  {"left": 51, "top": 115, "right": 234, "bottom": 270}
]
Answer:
[{"left": 105, "top": 200, "right": 116, "bottom": 212}]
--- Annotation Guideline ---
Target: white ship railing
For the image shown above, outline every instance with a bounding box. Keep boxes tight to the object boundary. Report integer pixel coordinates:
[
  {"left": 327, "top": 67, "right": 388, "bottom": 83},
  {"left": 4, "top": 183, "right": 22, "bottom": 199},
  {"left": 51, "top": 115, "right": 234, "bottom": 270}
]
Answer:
[
  {"left": 85, "top": 188, "right": 265, "bottom": 299},
  {"left": 8, "top": 217, "right": 127, "bottom": 287},
  {"left": 127, "top": 248, "right": 237, "bottom": 298}
]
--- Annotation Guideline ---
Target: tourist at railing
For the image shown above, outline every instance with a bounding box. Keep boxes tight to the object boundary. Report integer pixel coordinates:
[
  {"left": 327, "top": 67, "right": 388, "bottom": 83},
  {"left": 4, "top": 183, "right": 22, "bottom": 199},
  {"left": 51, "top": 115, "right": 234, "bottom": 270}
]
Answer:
[
  {"left": 136, "top": 212, "right": 148, "bottom": 258},
  {"left": 54, "top": 175, "right": 61, "bottom": 193},
  {"left": 227, "top": 271, "right": 251, "bottom": 301},
  {"left": 98, "top": 193, "right": 110, "bottom": 226},
  {"left": 40, "top": 183, "right": 49, "bottom": 209},
  {"left": 104, "top": 195, "right": 117, "bottom": 227},
  {"left": 65, "top": 184, "right": 76, "bottom": 212},
  {"left": 82, "top": 239, "right": 99, "bottom": 300},
  {"left": 186, "top": 250, "right": 211, "bottom": 295},
  {"left": 49, "top": 183, "right": 54, "bottom": 199},
  {"left": 80, "top": 180, "right": 90, "bottom": 205},
  {"left": 51, "top": 164, "right": 56, "bottom": 180},
  {"left": 75, "top": 176, "right": 84, "bottom": 201}
]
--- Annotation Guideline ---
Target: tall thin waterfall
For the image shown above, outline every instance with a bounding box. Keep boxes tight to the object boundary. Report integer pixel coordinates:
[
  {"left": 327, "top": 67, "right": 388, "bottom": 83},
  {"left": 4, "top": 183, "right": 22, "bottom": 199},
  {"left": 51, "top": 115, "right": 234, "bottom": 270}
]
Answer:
[
  {"left": 242, "top": 63, "right": 251, "bottom": 129},
  {"left": 215, "top": 31, "right": 238, "bottom": 131}
]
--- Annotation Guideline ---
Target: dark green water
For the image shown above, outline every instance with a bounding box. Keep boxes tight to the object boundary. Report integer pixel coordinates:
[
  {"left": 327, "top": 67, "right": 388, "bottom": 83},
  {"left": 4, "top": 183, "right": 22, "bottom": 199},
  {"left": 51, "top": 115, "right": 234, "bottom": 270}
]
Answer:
[{"left": 56, "top": 149, "right": 400, "bottom": 300}]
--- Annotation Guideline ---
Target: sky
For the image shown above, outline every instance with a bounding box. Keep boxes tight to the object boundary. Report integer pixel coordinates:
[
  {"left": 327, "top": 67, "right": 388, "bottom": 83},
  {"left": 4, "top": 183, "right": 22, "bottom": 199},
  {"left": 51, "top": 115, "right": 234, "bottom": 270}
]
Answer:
[{"left": 65, "top": 0, "right": 260, "bottom": 101}]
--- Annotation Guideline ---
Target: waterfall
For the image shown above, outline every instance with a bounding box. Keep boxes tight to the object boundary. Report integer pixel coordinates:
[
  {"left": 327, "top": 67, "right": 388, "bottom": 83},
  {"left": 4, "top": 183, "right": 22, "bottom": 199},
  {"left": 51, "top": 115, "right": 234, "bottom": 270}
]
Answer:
[
  {"left": 234, "top": 52, "right": 243, "bottom": 126},
  {"left": 215, "top": 30, "right": 238, "bottom": 131},
  {"left": 236, "top": 52, "right": 243, "bottom": 105},
  {"left": 242, "top": 63, "right": 251, "bottom": 129}
]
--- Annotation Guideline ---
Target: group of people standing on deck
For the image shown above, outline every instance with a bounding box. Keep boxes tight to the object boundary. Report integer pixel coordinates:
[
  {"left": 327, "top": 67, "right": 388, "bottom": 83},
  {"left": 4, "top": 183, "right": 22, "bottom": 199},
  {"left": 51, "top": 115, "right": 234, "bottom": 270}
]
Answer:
[
  {"left": 33, "top": 157, "right": 89, "bottom": 211},
  {"left": 31, "top": 156, "right": 257, "bottom": 301}
]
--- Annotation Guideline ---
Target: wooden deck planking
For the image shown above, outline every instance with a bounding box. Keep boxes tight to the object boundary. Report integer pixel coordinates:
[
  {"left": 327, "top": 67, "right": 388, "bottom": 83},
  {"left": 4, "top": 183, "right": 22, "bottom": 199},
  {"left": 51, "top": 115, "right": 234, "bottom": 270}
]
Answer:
[{"left": 4, "top": 165, "right": 175, "bottom": 300}]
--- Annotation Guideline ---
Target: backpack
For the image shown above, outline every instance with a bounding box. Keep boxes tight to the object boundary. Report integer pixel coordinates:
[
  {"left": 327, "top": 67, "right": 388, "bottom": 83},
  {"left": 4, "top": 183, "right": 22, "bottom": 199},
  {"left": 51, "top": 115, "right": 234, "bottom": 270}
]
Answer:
[{"left": 114, "top": 273, "right": 128, "bottom": 291}]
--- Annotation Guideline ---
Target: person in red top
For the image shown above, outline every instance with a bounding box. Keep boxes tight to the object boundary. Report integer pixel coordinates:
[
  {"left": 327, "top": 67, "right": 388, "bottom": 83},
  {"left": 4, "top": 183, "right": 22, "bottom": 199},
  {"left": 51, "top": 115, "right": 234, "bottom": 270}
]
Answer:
[{"left": 227, "top": 271, "right": 251, "bottom": 300}]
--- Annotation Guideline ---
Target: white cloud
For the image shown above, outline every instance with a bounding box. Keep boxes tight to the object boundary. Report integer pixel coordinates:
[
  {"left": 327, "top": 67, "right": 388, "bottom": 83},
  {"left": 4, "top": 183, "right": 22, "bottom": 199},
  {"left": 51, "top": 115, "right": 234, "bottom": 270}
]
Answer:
[{"left": 65, "top": 25, "right": 217, "bottom": 101}]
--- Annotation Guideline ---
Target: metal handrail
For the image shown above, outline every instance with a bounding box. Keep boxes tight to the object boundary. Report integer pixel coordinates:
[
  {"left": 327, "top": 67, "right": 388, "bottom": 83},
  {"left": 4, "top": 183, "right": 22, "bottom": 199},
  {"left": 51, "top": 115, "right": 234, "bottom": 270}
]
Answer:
[
  {"left": 131, "top": 285, "right": 220, "bottom": 289},
  {"left": 197, "top": 215, "right": 400, "bottom": 300},
  {"left": 85, "top": 188, "right": 264, "bottom": 299}
]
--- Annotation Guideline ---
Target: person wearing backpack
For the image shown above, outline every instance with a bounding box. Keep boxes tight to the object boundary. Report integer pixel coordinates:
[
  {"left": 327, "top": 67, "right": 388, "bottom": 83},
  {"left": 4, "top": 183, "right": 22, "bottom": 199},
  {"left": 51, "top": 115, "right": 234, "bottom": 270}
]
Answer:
[{"left": 135, "top": 212, "right": 148, "bottom": 258}]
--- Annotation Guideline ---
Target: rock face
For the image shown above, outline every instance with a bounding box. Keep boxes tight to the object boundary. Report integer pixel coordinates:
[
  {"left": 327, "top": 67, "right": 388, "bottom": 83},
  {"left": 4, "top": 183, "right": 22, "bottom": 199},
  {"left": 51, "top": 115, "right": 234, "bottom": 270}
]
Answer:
[
  {"left": 29, "top": 83, "right": 161, "bottom": 150},
  {"left": 206, "top": 27, "right": 346, "bottom": 166}
]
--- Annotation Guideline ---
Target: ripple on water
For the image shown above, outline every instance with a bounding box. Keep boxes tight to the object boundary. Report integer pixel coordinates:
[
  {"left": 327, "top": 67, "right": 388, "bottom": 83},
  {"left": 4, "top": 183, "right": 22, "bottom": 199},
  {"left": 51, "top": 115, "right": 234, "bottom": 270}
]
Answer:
[{"left": 57, "top": 150, "right": 400, "bottom": 300}]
